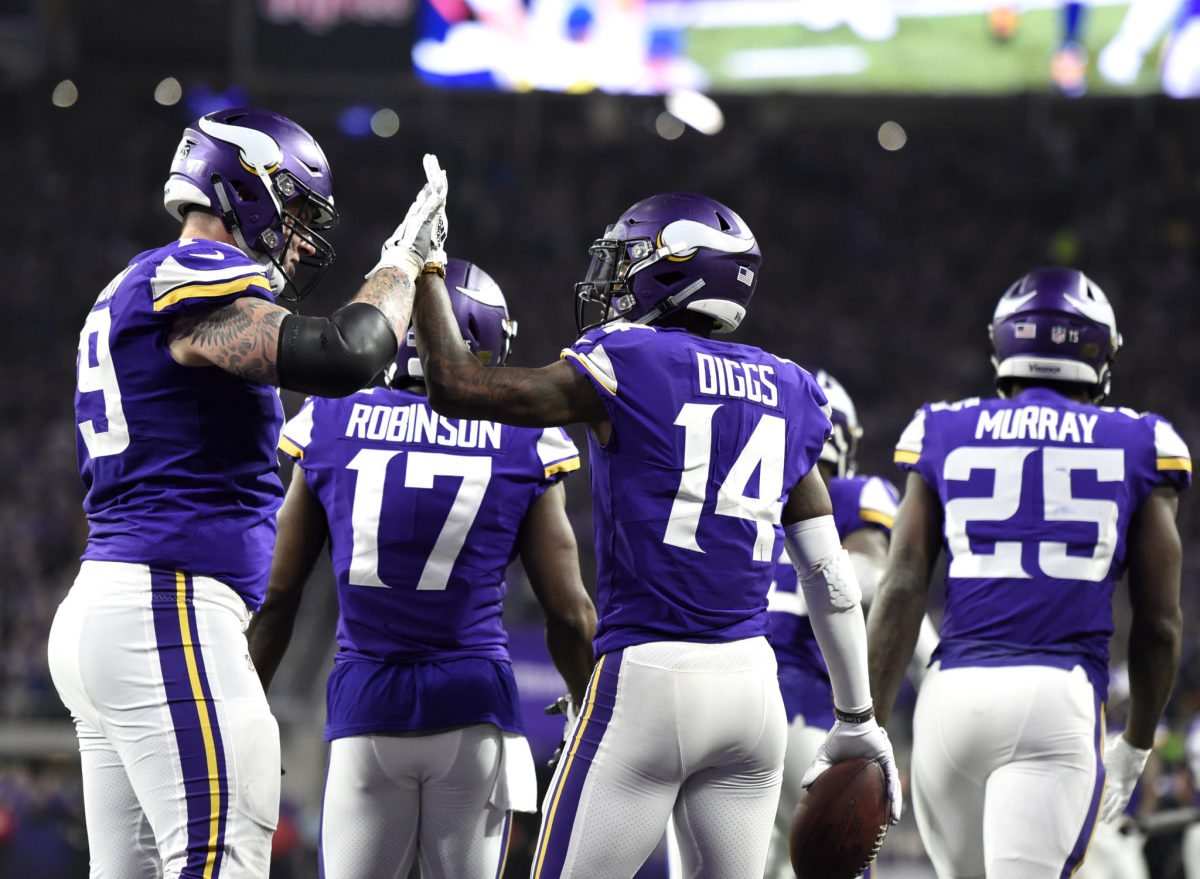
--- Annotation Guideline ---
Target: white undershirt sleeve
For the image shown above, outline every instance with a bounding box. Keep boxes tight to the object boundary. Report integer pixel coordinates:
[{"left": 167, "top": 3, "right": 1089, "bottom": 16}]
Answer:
[{"left": 784, "top": 515, "right": 872, "bottom": 714}]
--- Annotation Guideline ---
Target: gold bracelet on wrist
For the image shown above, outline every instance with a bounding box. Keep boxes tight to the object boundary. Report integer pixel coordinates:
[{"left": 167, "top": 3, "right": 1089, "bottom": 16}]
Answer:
[{"left": 421, "top": 261, "right": 446, "bottom": 278}]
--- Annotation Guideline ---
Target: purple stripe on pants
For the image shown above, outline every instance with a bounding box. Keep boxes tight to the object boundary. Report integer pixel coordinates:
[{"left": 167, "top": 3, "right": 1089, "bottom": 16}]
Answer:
[
  {"left": 532, "top": 649, "right": 624, "bottom": 878},
  {"left": 1060, "top": 687, "right": 1106, "bottom": 879},
  {"left": 494, "top": 810, "right": 512, "bottom": 879},
  {"left": 151, "top": 568, "right": 228, "bottom": 879}
]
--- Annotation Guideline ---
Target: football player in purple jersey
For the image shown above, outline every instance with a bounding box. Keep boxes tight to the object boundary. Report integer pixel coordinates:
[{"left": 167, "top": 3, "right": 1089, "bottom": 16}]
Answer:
[
  {"left": 409, "top": 158, "right": 900, "bottom": 879},
  {"left": 48, "top": 109, "right": 447, "bottom": 879},
  {"left": 867, "top": 267, "right": 1190, "bottom": 879},
  {"left": 246, "top": 257, "right": 597, "bottom": 879},
  {"left": 757, "top": 369, "right": 938, "bottom": 879}
]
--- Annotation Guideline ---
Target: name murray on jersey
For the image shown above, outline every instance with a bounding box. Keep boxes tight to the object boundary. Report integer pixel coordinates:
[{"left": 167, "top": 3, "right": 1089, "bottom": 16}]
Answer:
[
  {"left": 974, "top": 405, "right": 1099, "bottom": 444},
  {"left": 345, "top": 401, "right": 502, "bottom": 449}
]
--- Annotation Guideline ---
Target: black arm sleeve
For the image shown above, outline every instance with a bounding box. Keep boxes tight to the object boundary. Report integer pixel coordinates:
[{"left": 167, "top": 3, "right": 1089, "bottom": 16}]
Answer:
[{"left": 276, "top": 302, "right": 398, "bottom": 397}]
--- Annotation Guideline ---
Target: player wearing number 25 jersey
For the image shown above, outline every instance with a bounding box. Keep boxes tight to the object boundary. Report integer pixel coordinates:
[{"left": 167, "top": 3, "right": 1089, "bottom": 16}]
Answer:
[
  {"left": 49, "top": 110, "right": 446, "bottom": 879},
  {"left": 247, "top": 259, "right": 597, "bottom": 879},
  {"left": 868, "top": 267, "right": 1190, "bottom": 879},
  {"left": 413, "top": 189, "right": 900, "bottom": 879}
]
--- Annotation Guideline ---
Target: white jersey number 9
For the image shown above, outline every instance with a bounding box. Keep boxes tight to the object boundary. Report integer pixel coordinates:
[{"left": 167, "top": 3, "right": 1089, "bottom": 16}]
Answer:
[{"left": 77, "top": 308, "right": 131, "bottom": 458}]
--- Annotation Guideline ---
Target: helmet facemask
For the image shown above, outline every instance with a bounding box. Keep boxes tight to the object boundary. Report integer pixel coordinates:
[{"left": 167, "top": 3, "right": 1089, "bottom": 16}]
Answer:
[
  {"left": 574, "top": 194, "right": 761, "bottom": 337},
  {"left": 209, "top": 167, "right": 338, "bottom": 304},
  {"left": 574, "top": 229, "right": 656, "bottom": 334}
]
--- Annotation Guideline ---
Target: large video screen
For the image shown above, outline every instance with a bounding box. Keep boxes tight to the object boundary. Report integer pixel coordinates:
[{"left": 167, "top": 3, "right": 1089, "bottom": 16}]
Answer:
[{"left": 412, "top": 0, "right": 1200, "bottom": 97}]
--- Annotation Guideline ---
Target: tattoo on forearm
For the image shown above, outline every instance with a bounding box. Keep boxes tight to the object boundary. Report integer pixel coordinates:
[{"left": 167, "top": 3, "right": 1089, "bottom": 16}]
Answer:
[
  {"left": 415, "top": 274, "right": 601, "bottom": 426},
  {"left": 426, "top": 348, "right": 592, "bottom": 426},
  {"left": 173, "top": 299, "right": 285, "bottom": 384},
  {"left": 354, "top": 268, "right": 414, "bottom": 336}
]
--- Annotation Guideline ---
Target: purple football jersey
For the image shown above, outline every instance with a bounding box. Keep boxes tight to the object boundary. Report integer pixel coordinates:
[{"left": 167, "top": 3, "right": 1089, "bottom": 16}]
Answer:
[
  {"left": 562, "top": 322, "right": 831, "bottom": 656},
  {"left": 279, "top": 387, "right": 580, "bottom": 739},
  {"left": 767, "top": 475, "right": 899, "bottom": 724},
  {"left": 75, "top": 239, "right": 283, "bottom": 607},
  {"left": 895, "top": 387, "right": 1191, "bottom": 693}
]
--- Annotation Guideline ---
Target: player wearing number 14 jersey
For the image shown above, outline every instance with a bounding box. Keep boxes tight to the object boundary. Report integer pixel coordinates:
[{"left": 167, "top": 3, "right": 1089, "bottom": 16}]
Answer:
[
  {"left": 867, "top": 267, "right": 1190, "bottom": 879},
  {"left": 413, "top": 186, "right": 900, "bottom": 879}
]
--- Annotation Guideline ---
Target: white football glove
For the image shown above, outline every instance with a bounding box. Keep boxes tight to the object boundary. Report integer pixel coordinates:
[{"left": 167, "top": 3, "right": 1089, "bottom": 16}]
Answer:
[
  {"left": 365, "top": 153, "right": 449, "bottom": 280},
  {"left": 423, "top": 154, "right": 449, "bottom": 268},
  {"left": 1099, "top": 736, "right": 1151, "bottom": 823},
  {"left": 802, "top": 717, "right": 903, "bottom": 824}
]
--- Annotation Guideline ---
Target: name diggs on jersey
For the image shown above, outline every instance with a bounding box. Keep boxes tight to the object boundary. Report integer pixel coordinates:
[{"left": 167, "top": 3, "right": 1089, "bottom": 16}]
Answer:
[
  {"left": 975, "top": 406, "right": 1098, "bottom": 444},
  {"left": 345, "top": 402, "right": 502, "bottom": 450},
  {"left": 695, "top": 352, "right": 778, "bottom": 406}
]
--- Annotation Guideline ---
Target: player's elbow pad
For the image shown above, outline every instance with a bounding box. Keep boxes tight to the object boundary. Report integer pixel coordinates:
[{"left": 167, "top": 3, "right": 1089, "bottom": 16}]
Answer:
[
  {"left": 276, "top": 303, "right": 398, "bottom": 397},
  {"left": 785, "top": 516, "right": 862, "bottom": 612}
]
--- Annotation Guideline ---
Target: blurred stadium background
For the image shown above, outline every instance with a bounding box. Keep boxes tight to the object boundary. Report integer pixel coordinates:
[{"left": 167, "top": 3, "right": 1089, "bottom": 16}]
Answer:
[{"left": 2, "top": 0, "right": 1199, "bottom": 876}]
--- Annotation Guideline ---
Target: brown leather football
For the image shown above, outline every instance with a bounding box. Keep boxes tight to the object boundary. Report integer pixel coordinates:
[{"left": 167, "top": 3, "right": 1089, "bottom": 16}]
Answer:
[{"left": 789, "top": 757, "right": 891, "bottom": 879}]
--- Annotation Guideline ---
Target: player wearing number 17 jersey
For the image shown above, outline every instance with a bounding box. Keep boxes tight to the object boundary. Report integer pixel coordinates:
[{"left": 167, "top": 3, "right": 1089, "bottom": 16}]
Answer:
[
  {"left": 867, "top": 267, "right": 1190, "bottom": 879},
  {"left": 246, "top": 259, "right": 597, "bottom": 879},
  {"left": 413, "top": 184, "right": 900, "bottom": 879}
]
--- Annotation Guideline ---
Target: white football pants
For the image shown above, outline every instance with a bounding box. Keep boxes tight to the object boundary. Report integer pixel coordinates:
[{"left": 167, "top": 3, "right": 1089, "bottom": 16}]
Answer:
[
  {"left": 321, "top": 725, "right": 533, "bottom": 879},
  {"left": 531, "top": 637, "right": 786, "bottom": 879},
  {"left": 665, "top": 714, "right": 825, "bottom": 879},
  {"left": 47, "top": 561, "right": 279, "bottom": 879},
  {"left": 911, "top": 663, "right": 1104, "bottom": 879}
]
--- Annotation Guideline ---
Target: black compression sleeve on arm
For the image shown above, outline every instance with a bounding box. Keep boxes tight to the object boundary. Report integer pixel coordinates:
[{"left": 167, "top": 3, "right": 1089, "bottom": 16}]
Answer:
[{"left": 276, "top": 302, "right": 398, "bottom": 397}]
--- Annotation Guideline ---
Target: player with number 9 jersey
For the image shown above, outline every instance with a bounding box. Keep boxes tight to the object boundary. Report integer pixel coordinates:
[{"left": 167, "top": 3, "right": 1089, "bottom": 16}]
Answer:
[
  {"left": 51, "top": 111, "right": 450, "bottom": 879},
  {"left": 74, "top": 241, "right": 285, "bottom": 601}
]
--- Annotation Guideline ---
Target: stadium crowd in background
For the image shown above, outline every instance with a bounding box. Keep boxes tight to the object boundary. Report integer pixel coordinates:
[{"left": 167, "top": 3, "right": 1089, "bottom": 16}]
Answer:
[{"left": 3, "top": 88, "right": 1200, "bottom": 877}]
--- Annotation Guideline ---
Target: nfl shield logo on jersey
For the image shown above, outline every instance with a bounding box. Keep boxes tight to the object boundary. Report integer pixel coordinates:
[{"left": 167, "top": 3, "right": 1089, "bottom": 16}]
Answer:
[{"left": 1051, "top": 326, "right": 1066, "bottom": 344}]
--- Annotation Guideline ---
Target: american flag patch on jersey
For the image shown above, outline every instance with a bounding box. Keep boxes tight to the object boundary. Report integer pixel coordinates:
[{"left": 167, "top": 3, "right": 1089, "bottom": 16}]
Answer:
[
  {"left": 1014, "top": 322, "right": 1036, "bottom": 339},
  {"left": 737, "top": 265, "right": 755, "bottom": 286}
]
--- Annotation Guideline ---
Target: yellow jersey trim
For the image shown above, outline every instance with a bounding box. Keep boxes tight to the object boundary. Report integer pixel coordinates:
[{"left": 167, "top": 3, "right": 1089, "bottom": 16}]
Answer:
[
  {"left": 1157, "top": 457, "right": 1192, "bottom": 473},
  {"left": 894, "top": 450, "right": 920, "bottom": 464},
  {"left": 534, "top": 654, "right": 606, "bottom": 878},
  {"left": 153, "top": 274, "right": 271, "bottom": 312},
  {"left": 174, "top": 571, "right": 223, "bottom": 879},
  {"left": 545, "top": 458, "right": 581, "bottom": 478},
  {"left": 560, "top": 350, "right": 617, "bottom": 396},
  {"left": 860, "top": 509, "right": 895, "bottom": 529},
  {"left": 277, "top": 436, "right": 304, "bottom": 460}
]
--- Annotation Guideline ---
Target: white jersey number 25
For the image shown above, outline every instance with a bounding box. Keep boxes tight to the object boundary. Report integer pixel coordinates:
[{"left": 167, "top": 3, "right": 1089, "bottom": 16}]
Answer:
[{"left": 943, "top": 445, "right": 1123, "bottom": 582}]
